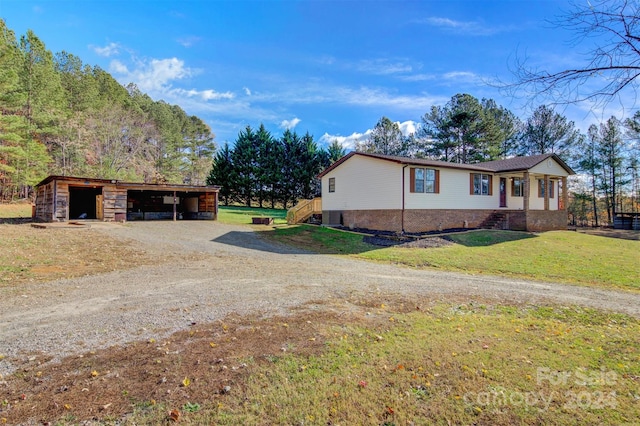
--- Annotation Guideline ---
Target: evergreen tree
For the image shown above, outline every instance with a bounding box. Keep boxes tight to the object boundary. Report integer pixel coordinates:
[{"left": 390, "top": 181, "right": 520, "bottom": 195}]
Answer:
[
  {"left": 298, "top": 132, "right": 323, "bottom": 199},
  {"left": 280, "top": 129, "right": 305, "bottom": 208},
  {"left": 255, "top": 124, "right": 280, "bottom": 208},
  {"left": 518, "top": 105, "right": 579, "bottom": 161},
  {"left": 326, "top": 139, "right": 346, "bottom": 164},
  {"left": 356, "top": 116, "right": 407, "bottom": 156},
  {"left": 182, "top": 115, "right": 216, "bottom": 185},
  {"left": 593, "top": 117, "right": 627, "bottom": 223},
  {"left": 420, "top": 94, "right": 507, "bottom": 163},
  {"left": 0, "top": 20, "right": 29, "bottom": 199},
  {"left": 207, "top": 142, "right": 235, "bottom": 206},
  {"left": 481, "top": 98, "right": 520, "bottom": 159},
  {"left": 232, "top": 126, "right": 259, "bottom": 206}
]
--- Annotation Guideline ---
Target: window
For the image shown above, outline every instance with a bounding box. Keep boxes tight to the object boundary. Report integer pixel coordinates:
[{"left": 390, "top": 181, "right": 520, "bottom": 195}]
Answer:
[
  {"left": 512, "top": 177, "right": 524, "bottom": 197},
  {"left": 410, "top": 168, "right": 439, "bottom": 193},
  {"left": 328, "top": 177, "right": 335, "bottom": 193},
  {"left": 538, "top": 179, "right": 554, "bottom": 198},
  {"left": 470, "top": 173, "right": 492, "bottom": 196}
]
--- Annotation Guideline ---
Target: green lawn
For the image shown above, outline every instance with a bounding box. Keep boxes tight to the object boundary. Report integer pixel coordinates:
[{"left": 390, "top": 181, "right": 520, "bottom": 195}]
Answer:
[
  {"left": 127, "top": 303, "right": 640, "bottom": 425},
  {"left": 263, "top": 226, "right": 640, "bottom": 292},
  {"left": 217, "top": 205, "right": 288, "bottom": 225},
  {"left": 0, "top": 202, "right": 32, "bottom": 219}
]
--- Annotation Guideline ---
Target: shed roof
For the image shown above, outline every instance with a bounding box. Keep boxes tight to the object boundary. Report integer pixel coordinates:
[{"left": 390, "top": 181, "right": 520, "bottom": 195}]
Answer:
[
  {"left": 36, "top": 175, "right": 219, "bottom": 192},
  {"left": 317, "top": 152, "right": 575, "bottom": 178}
]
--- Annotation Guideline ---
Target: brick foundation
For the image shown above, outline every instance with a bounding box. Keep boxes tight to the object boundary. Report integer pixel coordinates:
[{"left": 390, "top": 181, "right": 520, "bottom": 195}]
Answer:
[
  {"left": 323, "top": 209, "right": 568, "bottom": 233},
  {"left": 525, "top": 210, "right": 568, "bottom": 231}
]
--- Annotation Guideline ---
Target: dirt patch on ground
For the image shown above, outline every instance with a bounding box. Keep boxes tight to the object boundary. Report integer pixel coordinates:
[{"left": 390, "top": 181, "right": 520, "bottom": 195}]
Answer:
[
  {"left": 363, "top": 235, "right": 454, "bottom": 248},
  {"left": 575, "top": 227, "right": 640, "bottom": 241},
  {"left": 1, "top": 296, "right": 426, "bottom": 424},
  {"left": 0, "top": 223, "right": 208, "bottom": 287}
]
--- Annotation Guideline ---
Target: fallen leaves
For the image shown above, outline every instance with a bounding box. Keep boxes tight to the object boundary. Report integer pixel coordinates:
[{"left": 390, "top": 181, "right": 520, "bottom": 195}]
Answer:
[{"left": 168, "top": 408, "right": 180, "bottom": 422}]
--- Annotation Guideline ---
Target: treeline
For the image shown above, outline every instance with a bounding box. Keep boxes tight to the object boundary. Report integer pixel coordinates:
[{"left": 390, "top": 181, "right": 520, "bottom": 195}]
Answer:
[
  {"left": 356, "top": 93, "right": 639, "bottom": 225},
  {"left": 207, "top": 125, "right": 345, "bottom": 208},
  {"left": 571, "top": 115, "right": 640, "bottom": 225},
  {"left": 0, "top": 20, "right": 215, "bottom": 201},
  {"left": 356, "top": 94, "right": 579, "bottom": 162}
]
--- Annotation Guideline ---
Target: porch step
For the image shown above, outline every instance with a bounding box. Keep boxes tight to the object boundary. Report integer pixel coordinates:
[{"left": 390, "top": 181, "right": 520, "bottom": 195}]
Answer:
[{"left": 480, "top": 212, "right": 507, "bottom": 230}]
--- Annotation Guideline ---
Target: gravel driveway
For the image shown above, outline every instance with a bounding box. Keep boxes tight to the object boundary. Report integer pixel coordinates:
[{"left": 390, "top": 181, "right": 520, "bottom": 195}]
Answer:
[{"left": 1, "top": 221, "right": 638, "bottom": 376}]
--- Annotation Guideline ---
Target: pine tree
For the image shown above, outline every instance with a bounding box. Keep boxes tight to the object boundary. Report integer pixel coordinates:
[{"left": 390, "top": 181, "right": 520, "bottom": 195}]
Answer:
[
  {"left": 356, "top": 116, "right": 407, "bottom": 156},
  {"left": 232, "top": 126, "right": 259, "bottom": 206},
  {"left": 517, "top": 105, "right": 579, "bottom": 161},
  {"left": 207, "top": 142, "right": 235, "bottom": 205}
]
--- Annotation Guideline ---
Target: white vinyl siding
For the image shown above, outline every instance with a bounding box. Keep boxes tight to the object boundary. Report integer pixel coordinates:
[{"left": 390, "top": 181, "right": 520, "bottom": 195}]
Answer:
[
  {"left": 529, "top": 158, "right": 570, "bottom": 176},
  {"left": 321, "top": 155, "right": 402, "bottom": 210},
  {"left": 405, "top": 168, "right": 498, "bottom": 209}
]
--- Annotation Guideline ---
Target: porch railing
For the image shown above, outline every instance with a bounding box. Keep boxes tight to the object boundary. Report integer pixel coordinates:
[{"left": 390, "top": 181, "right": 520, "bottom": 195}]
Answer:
[{"left": 286, "top": 197, "right": 322, "bottom": 224}]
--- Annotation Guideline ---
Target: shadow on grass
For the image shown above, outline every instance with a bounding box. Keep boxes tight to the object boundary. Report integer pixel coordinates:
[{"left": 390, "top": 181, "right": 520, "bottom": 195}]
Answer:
[
  {"left": 445, "top": 230, "right": 537, "bottom": 247},
  {"left": 212, "top": 226, "right": 538, "bottom": 255},
  {"left": 211, "top": 230, "right": 312, "bottom": 255},
  {"left": 212, "top": 225, "right": 382, "bottom": 256},
  {"left": 0, "top": 217, "right": 33, "bottom": 225}
]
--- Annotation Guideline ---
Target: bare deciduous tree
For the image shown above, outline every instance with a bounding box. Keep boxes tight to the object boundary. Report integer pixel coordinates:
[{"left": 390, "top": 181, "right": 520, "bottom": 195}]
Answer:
[{"left": 507, "top": 0, "right": 640, "bottom": 105}]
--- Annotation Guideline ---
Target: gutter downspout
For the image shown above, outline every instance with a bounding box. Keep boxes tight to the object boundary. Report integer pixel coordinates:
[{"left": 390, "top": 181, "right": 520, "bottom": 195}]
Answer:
[{"left": 402, "top": 165, "right": 407, "bottom": 234}]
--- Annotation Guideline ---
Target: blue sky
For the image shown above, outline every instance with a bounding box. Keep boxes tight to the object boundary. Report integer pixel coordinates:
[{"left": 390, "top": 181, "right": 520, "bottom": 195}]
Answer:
[{"left": 1, "top": 0, "right": 632, "bottom": 148}]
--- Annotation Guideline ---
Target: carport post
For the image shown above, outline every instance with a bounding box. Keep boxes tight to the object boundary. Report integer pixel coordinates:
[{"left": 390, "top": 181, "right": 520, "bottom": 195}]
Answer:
[{"left": 173, "top": 191, "right": 177, "bottom": 221}]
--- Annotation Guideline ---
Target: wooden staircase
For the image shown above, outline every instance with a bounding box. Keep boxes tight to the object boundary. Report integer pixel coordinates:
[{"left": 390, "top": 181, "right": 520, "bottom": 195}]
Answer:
[
  {"left": 287, "top": 198, "right": 322, "bottom": 224},
  {"left": 480, "top": 211, "right": 508, "bottom": 230}
]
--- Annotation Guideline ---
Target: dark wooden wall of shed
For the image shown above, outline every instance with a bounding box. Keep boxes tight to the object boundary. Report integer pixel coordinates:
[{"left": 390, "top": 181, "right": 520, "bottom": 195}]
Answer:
[
  {"left": 103, "top": 186, "right": 127, "bottom": 221},
  {"left": 34, "top": 181, "right": 55, "bottom": 221},
  {"left": 199, "top": 192, "right": 217, "bottom": 215},
  {"left": 54, "top": 182, "right": 69, "bottom": 221}
]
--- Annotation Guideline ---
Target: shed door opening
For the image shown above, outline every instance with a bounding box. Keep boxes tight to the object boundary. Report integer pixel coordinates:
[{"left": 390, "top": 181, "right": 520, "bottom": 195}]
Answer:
[{"left": 69, "top": 186, "right": 103, "bottom": 219}]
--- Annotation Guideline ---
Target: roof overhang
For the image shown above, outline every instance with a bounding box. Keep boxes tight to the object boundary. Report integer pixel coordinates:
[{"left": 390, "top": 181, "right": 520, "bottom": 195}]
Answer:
[{"left": 36, "top": 176, "right": 219, "bottom": 192}]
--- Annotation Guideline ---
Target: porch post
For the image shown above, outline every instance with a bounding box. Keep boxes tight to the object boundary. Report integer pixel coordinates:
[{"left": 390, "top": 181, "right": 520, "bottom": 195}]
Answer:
[
  {"left": 523, "top": 171, "right": 530, "bottom": 212},
  {"left": 173, "top": 190, "right": 177, "bottom": 221},
  {"left": 544, "top": 174, "right": 550, "bottom": 210},
  {"left": 561, "top": 176, "right": 568, "bottom": 211}
]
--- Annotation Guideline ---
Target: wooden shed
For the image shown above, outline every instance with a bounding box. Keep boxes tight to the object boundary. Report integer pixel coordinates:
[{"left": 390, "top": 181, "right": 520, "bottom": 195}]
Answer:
[{"left": 34, "top": 176, "right": 219, "bottom": 222}]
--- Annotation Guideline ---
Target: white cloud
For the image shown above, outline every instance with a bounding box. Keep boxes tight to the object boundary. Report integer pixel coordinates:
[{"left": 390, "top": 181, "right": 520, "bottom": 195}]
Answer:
[
  {"left": 442, "top": 71, "right": 483, "bottom": 85},
  {"left": 91, "top": 42, "right": 120, "bottom": 57},
  {"left": 109, "top": 55, "right": 235, "bottom": 107},
  {"left": 399, "top": 73, "right": 437, "bottom": 82},
  {"left": 319, "top": 131, "right": 371, "bottom": 150},
  {"left": 355, "top": 59, "right": 413, "bottom": 75},
  {"left": 110, "top": 57, "right": 191, "bottom": 92},
  {"left": 319, "top": 120, "right": 418, "bottom": 150},
  {"left": 109, "top": 60, "right": 129, "bottom": 74},
  {"left": 397, "top": 120, "right": 418, "bottom": 136},
  {"left": 176, "top": 36, "right": 202, "bottom": 48},
  {"left": 419, "top": 16, "right": 513, "bottom": 36},
  {"left": 317, "top": 55, "right": 336, "bottom": 65},
  {"left": 243, "top": 87, "right": 252, "bottom": 96},
  {"left": 280, "top": 117, "right": 301, "bottom": 130},
  {"left": 173, "top": 88, "right": 234, "bottom": 101}
]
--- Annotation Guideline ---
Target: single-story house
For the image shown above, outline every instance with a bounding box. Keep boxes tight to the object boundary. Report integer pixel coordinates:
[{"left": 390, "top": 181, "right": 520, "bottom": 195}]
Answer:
[
  {"left": 34, "top": 175, "right": 219, "bottom": 222},
  {"left": 318, "top": 152, "right": 575, "bottom": 233}
]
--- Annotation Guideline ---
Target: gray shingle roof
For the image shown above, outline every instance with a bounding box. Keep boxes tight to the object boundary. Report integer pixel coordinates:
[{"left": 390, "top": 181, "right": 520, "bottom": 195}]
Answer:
[{"left": 317, "top": 152, "right": 575, "bottom": 178}]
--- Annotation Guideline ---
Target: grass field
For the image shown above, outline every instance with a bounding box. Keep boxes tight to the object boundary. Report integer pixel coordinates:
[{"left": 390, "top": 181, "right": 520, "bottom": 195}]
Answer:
[
  {"left": 91, "top": 302, "right": 640, "bottom": 425},
  {"left": 263, "top": 225, "right": 640, "bottom": 292},
  {"left": 2, "top": 203, "right": 639, "bottom": 424},
  {"left": 217, "top": 205, "right": 288, "bottom": 225},
  {"left": 0, "top": 202, "right": 32, "bottom": 219}
]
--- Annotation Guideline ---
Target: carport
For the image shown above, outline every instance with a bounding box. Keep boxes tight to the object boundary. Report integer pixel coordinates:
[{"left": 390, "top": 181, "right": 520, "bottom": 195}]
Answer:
[{"left": 34, "top": 176, "right": 219, "bottom": 222}]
